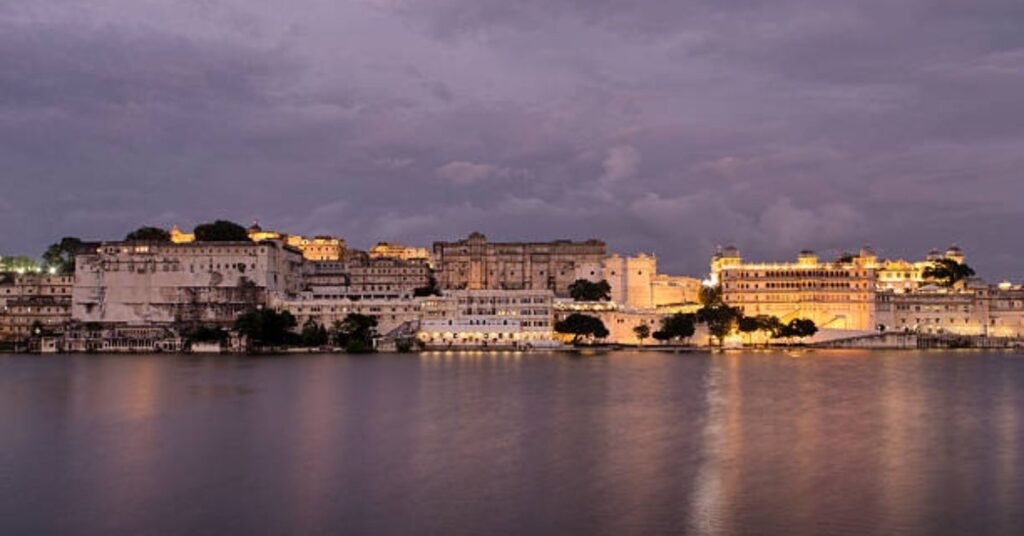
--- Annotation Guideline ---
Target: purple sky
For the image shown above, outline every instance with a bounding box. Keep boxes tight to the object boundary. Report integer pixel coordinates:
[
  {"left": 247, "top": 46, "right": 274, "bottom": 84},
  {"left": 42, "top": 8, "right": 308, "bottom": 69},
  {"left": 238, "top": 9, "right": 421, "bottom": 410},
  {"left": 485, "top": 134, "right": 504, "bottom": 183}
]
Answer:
[{"left": 2, "top": 1, "right": 1023, "bottom": 279}]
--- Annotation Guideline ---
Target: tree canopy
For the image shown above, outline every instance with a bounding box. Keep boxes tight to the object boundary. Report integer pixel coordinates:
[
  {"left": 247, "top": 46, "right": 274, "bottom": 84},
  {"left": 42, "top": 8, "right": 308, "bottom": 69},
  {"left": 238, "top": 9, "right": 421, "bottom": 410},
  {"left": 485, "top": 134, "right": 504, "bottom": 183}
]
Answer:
[
  {"left": 194, "top": 220, "right": 250, "bottom": 242},
  {"left": 698, "top": 285, "right": 724, "bottom": 307},
  {"left": 0, "top": 255, "right": 39, "bottom": 273},
  {"left": 125, "top": 226, "right": 171, "bottom": 242},
  {"left": 234, "top": 308, "right": 297, "bottom": 348},
  {"left": 42, "top": 237, "right": 83, "bottom": 274},
  {"left": 697, "top": 303, "right": 742, "bottom": 345},
  {"left": 778, "top": 318, "right": 818, "bottom": 340},
  {"left": 653, "top": 313, "right": 696, "bottom": 343},
  {"left": 923, "top": 258, "right": 976, "bottom": 287},
  {"left": 633, "top": 323, "right": 651, "bottom": 345},
  {"left": 331, "top": 313, "right": 379, "bottom": 353},
  {"left": 555, "top": 313, "right": 609, "bottom": 345},
  {"left": 301, "top": 318, "right": 329, "bottom": 347},
  {"left": 568, "top": 279, "right": 612, "bottom": 301}
]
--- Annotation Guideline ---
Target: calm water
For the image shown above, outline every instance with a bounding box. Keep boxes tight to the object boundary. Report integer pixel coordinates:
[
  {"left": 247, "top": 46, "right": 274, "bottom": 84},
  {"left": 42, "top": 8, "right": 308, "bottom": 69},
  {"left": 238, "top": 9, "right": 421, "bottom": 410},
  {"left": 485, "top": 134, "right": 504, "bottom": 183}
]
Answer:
[{"left": 2, "top": 350, "right": 1024, "bottom": 536}]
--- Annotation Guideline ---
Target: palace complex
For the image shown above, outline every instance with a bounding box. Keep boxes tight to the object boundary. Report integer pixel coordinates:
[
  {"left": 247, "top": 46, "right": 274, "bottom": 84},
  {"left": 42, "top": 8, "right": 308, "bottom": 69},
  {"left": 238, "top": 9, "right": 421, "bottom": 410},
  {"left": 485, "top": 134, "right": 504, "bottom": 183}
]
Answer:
[{"left": 2, "top": 224, "right": 1023, "bottom": 351}]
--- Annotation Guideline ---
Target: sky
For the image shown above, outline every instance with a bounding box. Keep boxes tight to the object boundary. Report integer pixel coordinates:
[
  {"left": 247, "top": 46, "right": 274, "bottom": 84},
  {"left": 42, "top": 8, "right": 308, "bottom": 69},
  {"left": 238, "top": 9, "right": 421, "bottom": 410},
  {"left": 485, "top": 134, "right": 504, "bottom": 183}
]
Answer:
[{"left": 1, "top": 0, "right": 1023, "bottom": 279}]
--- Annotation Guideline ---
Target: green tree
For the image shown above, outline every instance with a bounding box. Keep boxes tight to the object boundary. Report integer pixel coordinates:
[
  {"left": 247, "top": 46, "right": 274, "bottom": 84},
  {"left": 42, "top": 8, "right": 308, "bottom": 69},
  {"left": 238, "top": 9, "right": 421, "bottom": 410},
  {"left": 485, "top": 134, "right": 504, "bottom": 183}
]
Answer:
[
  {"left": 300, "top": 318, "right": 329, "bottom": 347},
  {"left": 698, "top": 285, "right": 724, "bottom": 307},
  {"left": 125, "top": 226, "right": 171, "bottom": 242},
  {"left": 331, "top": 313, "right": 379, "bottom": 353},
  {"left": 633, "top": 323, "right": 651, "bottom": 346},
  {"left": 42, "top": 237, "right": 84, "bottom": 274},
  {"left": 697, "top": 304, "right": 742, "bottom": 346},
  {"left": 0, "top": 255, "right": 39, "bottom": 273},
  {"left": 194, "top": 220, "right": 249, "bottom": 242},
  {"left": 568, "top": 279, "right": 612, "bottom": 302},
  {"left": 234, "top": 308, "right": 297, "bottom": 348},
  {"left": 653, "top": 313, "right": 696, "bottom": 344},
  {"left": 554, "top": 313, "right": 609, "bottom": 345},
  {"left": 922, "top": 258, "right": 976, "bottom": 288},
  {"left": 780, "top": 318, "right": 818, "bottom": 341}
]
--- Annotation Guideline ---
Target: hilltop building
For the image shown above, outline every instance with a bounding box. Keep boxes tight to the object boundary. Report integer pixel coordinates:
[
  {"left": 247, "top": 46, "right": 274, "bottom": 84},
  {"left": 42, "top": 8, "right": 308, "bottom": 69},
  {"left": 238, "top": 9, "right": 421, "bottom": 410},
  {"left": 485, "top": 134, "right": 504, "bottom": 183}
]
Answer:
[
  {"left": 170, "top": 222, "right": 347, "bottom": 262},
  {"left": 369, "top": 242, "right": 432, "bottom": 264},
  {"left": 432, "top": 232, "right": 607, "bottom": 297}
]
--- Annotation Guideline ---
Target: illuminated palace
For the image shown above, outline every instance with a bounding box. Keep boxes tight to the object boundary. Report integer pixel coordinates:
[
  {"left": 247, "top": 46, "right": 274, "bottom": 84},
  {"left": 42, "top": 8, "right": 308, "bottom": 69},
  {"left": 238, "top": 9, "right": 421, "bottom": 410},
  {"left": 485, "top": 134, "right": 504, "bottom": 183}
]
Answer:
[{"left": 711, "top": 247, "right": 878, "bottom": 331}]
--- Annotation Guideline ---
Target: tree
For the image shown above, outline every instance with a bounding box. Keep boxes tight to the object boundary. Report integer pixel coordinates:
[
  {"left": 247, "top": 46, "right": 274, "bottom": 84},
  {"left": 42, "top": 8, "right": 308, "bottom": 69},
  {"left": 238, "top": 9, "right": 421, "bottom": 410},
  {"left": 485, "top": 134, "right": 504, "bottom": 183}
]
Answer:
[
  {"left": 653, "top": 313, "right": 696, "bottom": 344},
  {"left": 737, "top": 315, "right": 786, "bottom": 345},
  {"left": 234, "top": 308, "right": 297, "bottom": 348},
  {"left": 194, "top": 220, "right": 249, "bottom": 242},
  {"left": 331, "top": 313, "right": 379, "bottom": 353},
  {"left": 568, "top": 279, "right": 612, "bottom": 302},
  {"left": 42, "top": 237, "right": 83, "bottom": 274},
  {"left": 555, "top": 313, "right": 609, "bottom": 345},
  {"left": 0, "top": 255, "right": 39, "bottom": 273},
  {"left": 413, "top": 275, "right": 442, "bottom": 297},
  {"left": 301, "top": 318, "right": 329, "bottom": 347},
  {"left": 781, "top": 318, "right": 818, "bottom": 341},
  {"left": 923, "top": 258, "right": 976, "bottom": 288},
  {"left": 697, "top": 304, "right": 741, "bottom": 346},
  {"left": 125, "top": 226, "right": 170, "bottom": 242},
  {"left": 698, "top": 285, "right": 724, "bottom": 307},
  {"left": 633, "top": 323, "right": 651, "bottom": 346}
]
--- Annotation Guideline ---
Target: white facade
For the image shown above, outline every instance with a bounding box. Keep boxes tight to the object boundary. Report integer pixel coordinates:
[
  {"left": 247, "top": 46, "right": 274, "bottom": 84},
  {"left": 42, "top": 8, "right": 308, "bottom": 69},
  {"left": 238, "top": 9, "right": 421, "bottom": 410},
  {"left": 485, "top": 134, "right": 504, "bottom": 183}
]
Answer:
[
  {"left": 72, "top": 241, "right": 303, "bottom": 325},
  {"left": 418, "top": 289, "right": 556, "bottom": 349}
]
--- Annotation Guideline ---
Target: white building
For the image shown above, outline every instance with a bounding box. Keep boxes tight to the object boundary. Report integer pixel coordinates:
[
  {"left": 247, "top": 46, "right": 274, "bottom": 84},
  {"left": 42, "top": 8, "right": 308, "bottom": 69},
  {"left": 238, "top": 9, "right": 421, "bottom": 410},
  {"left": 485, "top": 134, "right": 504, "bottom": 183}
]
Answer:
[
  {"left": 418, "top": 289, "right": 557, "bottom": 349},
  {"left": 72, "top": 241, "right": 304, "bottom": 326}
]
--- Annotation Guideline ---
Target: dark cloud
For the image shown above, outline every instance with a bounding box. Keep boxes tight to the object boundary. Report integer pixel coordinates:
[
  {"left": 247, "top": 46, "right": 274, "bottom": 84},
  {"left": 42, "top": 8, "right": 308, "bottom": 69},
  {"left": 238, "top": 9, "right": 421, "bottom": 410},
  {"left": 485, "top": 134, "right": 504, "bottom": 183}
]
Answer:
[{"left": 0, "top": 1, "right": 1022, "bottom": 280}]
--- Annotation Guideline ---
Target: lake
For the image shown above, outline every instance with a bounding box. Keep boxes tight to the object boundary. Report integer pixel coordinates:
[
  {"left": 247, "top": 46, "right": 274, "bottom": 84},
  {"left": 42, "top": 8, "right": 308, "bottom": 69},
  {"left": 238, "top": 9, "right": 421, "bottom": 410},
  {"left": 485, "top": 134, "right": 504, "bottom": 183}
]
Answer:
[{"left": 2, "top": 350, "right": 1023, "bottom": 535}]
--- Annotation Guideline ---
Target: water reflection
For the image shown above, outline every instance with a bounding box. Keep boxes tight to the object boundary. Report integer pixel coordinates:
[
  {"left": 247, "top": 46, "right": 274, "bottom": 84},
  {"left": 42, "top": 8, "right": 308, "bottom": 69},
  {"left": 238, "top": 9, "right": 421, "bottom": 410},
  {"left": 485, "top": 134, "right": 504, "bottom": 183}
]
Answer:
[{"left": 1, "top": 351, "right": 1024, "bottom": 535}]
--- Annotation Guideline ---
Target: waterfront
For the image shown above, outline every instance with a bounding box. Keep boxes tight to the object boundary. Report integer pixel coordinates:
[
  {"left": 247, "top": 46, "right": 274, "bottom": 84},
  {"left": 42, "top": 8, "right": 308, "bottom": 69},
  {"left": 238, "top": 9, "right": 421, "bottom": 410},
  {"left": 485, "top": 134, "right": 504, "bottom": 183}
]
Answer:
[{"left": 2, "top": 351, "right": 1024, "bottom": 535}]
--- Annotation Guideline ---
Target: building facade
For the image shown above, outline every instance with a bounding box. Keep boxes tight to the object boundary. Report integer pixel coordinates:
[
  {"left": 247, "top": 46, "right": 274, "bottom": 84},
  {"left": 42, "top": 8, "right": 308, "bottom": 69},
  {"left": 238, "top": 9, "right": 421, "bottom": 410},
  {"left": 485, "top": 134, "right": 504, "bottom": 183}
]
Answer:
[
  {"left": 432, "top": 232, "right": 607, "bottom": 297},
  {"left": 418, "top": 289, "right": 556, "bottom": 349},
  {"left": 711, "top": 247, "right": 877, "bottom": 331},
  {"left": 72, "top": 241, "right": 304, "bottom": 326},
  {"left": 303, "top": 257, "right": 431, "bottom": 299},
  {"left": 369, "top": 242, "right": 432, "bottom": 264},
  {"left": 876, "top": 284, "right": 1024, "bottom": 337},
  {"left": 0, "top": 273, "right": 75, "bottom": 342}
]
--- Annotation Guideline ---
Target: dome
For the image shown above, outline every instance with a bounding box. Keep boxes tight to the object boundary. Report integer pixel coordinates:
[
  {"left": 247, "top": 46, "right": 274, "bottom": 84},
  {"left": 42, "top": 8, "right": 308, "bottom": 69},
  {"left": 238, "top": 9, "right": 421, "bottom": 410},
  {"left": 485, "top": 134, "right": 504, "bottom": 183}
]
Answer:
[{"left": 718, "top": 245, "right": 741, "bottom": 258}]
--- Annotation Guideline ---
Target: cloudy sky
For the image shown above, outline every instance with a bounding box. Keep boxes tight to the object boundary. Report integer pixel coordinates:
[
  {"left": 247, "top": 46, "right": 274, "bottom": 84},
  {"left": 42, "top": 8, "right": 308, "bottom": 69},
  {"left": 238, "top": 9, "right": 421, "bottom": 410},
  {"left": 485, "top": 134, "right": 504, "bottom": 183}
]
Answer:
[{"left": 2, "top": 1, "right": 1023, "bottom": 278}]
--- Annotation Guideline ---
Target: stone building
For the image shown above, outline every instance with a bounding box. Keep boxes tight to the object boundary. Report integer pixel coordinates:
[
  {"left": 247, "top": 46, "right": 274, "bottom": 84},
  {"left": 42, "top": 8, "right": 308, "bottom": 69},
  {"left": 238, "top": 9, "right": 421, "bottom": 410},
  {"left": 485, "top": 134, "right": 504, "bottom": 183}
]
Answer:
[
  {"left": 876, "top": 283, "right": 1024, "bottom": 337},
  {"left": 171, "top": 222, "right": 347, "bottom": 262},
  {"left": 303, "top": 257, "right": 431, "bottom": 299},
  {"left": 710, "top": 247, "right": 878, "bottom": 331},
  {"left": 586, "top": 253, "right": 702, "bottom": 309},
  {"left": 0, "top": 273, "right": 75, "bottom": 342},
  {"left": 72, "top": 241, "right": 304, "bottom": 326},
  {"left": 369, "top": 242, "right": 432, "bottom": 264},
  {"left": 0, "top": 297, "right": 72, "bottom": 341},
  {"left": 858, "top": 245, "right": 968, "bottom": 293},
  {"left": 432, "top": 232, "right": 607, "bottom": 297},
  {"left": 417, "top": 289, "right": 556, "bottom": 349},
  {"left": 273, "top": 295, "right": 422, "bottom": 338}
]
